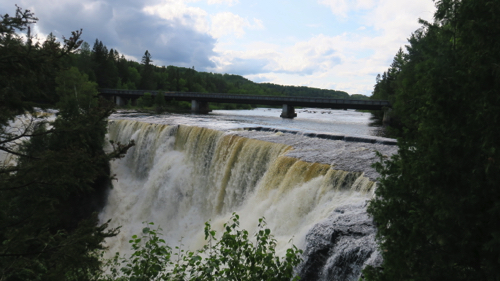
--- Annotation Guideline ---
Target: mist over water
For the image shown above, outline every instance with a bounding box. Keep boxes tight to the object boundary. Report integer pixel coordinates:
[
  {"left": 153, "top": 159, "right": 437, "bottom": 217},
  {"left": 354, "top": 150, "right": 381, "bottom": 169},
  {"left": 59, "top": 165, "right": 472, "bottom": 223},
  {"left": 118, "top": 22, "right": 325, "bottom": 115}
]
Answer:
[{"left": 100, "top": 109, "right": 395, "bottom": 280}]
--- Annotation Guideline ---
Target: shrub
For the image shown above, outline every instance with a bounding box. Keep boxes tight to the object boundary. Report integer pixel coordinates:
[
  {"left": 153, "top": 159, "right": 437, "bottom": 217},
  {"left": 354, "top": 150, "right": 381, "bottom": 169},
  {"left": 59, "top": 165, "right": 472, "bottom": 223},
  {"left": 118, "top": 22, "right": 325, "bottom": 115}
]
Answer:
[{"left": 99, "top": 214, "right": 302, "bottom": 281}]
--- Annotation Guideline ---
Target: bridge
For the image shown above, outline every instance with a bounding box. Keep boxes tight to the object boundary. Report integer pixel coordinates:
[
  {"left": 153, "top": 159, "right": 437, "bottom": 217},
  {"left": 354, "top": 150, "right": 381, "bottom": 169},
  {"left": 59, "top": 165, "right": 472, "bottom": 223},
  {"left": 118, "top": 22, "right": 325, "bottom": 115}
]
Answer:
[{"left": 99, "top": 89, "right": 391, "bottom": 119}]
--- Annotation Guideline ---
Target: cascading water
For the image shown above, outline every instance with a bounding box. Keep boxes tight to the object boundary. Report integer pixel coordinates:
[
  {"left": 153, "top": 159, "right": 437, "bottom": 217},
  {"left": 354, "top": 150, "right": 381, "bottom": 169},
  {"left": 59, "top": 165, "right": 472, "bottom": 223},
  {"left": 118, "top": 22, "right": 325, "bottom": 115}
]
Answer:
[{"left": 101, "top": 119, "right": 389, "bottom": 280}]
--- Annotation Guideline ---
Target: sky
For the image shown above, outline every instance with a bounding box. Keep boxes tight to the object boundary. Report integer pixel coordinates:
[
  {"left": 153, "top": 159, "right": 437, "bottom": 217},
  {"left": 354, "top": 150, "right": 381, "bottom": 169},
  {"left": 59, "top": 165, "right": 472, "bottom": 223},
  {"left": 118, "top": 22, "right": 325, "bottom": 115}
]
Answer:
[{"left": 2, "top": 0, "right": 436, "bottom": 96}]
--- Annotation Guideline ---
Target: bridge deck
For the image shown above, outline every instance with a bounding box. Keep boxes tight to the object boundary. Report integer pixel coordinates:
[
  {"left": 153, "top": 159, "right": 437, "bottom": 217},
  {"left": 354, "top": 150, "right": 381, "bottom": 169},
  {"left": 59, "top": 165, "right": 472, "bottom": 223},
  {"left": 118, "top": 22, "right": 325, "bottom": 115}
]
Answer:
[{"left": 99, "top": 89, "right": 391, "bottom": 110}]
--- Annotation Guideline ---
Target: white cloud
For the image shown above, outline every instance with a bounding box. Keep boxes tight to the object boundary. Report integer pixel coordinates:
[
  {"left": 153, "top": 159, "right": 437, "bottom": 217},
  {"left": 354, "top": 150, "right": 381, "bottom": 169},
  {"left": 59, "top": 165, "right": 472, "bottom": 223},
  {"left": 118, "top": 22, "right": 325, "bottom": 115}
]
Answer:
[
  {"left": 207, "top": 0, "right": 239, "bottom": 5},
  {"left": 355, "top": 0, "right": 375, "bottom": 9},
  {"left": 318, "top": 0, "right": 376, "bottom": 18},
  {"left": 210, "top": 35, "right": 342, "bottom": 77},
  {"left": 271, "top": 35, "right": 342, "bottom": 74},
  {"left": 209, "top": 46, "right": 277, "bottom": 75},
  {"left": 245, "top": 73, "right": 279, "bottom": 83},
  {"left": 143, "top": 4, "right": 263, "bottom": 39},
  {"left": 142, "top": 1, "right": 210, "bottom": 34},
  {"left": 250, "top": 18, "right": 264, "bottom": 30},
  {"left": 364, "top": 0, "right": 435, "bottom": 32},
  {"left": 210, "top": 12, "right": 263, "bottom": 38},
  {"left": 306, "top": 23, "right": 323, "bottom": 28},
  {"left": 318, "top": 0, "right": 350, "bottom": 18},
  {"left": 215, "top": 33, "right": 378, "bottom": 76}
]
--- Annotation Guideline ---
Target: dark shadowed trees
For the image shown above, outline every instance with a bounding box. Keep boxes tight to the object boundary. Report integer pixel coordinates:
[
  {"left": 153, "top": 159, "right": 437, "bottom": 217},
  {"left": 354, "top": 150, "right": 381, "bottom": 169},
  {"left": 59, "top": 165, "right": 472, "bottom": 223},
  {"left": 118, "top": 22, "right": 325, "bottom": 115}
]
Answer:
[
  {"left": 364, "top": 0, "right": 500, "bottom": 280},
  {"left": 140, "top": 50, "right": 156, "bottom": 90},
  {"left": 0, "top": 7, "right": 132, "bottom": 280}
]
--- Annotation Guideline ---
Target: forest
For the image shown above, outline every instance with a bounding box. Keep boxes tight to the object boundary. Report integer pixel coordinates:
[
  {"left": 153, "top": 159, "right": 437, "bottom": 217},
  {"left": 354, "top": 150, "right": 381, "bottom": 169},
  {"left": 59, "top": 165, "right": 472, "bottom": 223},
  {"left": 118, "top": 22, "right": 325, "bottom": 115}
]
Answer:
[
  {"left": 70, "top": 39, "right": 360, "bottom": 101},
  {"left": 365, "top": 0, "right": 500, "bottom": 280}
]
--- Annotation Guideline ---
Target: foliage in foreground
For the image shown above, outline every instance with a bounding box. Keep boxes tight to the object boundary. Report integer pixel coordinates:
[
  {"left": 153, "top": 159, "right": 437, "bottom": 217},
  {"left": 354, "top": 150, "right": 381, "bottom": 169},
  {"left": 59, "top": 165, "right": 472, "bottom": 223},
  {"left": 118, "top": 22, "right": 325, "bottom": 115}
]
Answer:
[
  {"left": 99, "top": 214, "right": 303, "bottom": 281},
  {"left": 0, "top": 7, "right": 134, "bottom": 280},
  {"left": 364, "top": 0, "right": 500, "bottom": 280}
]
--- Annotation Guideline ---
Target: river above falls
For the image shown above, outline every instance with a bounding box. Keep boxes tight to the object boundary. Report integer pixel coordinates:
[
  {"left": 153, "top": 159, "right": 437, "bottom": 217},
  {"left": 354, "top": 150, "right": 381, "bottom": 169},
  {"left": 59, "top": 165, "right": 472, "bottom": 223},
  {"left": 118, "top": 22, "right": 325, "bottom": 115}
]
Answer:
[{"left": 111, "top": 107, "right": 388, "bottom": 138}]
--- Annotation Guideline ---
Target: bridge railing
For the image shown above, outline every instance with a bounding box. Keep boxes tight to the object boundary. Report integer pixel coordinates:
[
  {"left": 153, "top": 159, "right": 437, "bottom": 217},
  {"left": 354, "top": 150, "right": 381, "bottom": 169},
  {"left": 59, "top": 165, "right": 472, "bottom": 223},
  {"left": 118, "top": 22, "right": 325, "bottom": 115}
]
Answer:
[{"left": 99, "top": 89, "right": 390, "bottom": 107}]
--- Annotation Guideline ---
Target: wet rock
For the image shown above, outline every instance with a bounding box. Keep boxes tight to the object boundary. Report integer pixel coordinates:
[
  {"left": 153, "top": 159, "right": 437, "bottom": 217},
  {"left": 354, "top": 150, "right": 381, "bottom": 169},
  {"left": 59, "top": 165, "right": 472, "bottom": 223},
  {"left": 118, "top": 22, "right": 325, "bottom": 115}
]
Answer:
[{"left": 297, "top": 203, "right": 381, "bottom": 281}]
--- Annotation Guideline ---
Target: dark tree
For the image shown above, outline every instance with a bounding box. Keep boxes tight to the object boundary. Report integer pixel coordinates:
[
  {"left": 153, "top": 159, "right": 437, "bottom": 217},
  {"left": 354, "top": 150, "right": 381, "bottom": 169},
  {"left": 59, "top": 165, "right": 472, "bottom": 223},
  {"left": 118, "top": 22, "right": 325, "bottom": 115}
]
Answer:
[
  {"left": 74, "top": 41, "right": 95, "bottom": 81},
  {"left": 140, "top": 50, "right": 156, "bottom": 90},
  {"left": 91, "top": 39, "right": 108, "bottom": 87},
  {"left": 365, "top": 0, "right": 500, "bottom": 280},
  {"left": 0, "top": 7, "right": 132, "bottom": 280}
]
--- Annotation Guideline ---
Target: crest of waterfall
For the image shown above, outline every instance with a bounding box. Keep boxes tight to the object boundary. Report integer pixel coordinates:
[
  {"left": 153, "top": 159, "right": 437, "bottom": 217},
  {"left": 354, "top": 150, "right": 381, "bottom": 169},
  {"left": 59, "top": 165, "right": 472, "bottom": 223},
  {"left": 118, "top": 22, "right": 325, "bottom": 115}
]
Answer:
[{"left": 101, "top": 119, "right": 381, "bottom": 280}]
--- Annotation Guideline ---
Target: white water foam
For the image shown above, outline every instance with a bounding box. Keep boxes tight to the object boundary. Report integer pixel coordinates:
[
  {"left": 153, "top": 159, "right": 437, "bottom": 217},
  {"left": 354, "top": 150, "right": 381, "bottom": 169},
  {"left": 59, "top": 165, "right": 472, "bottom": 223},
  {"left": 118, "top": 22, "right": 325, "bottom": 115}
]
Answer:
[{"left": 100, "top": 120, "right": 378, "bottom": 262}]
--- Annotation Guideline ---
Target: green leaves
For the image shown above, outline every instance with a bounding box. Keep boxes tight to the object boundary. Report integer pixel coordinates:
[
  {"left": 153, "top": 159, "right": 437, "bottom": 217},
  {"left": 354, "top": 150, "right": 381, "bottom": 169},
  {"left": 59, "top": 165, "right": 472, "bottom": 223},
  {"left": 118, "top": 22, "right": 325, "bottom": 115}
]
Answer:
[
  {"left": 0, "top": 7, "right": 122, "bottom": 280},
  {"left": 100, "top": 214, "right": 303, "bottom": 281},
  {"left": 365, "top": 0, "right": 500, "bottom": 280},
  {"left": 190, "top": 213, "right": 302, "bottom": 281}
]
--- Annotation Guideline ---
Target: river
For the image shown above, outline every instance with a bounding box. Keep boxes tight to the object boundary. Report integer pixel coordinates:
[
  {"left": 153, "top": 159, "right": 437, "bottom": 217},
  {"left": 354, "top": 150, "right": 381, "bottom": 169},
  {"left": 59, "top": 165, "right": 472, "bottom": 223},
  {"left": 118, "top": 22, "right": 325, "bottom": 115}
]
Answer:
[
  {"left": 100, "top": 108, "right": 396, "bottom": 280},
  {"left": 112, "top": 108, "right": 387, "bottom": 137}
]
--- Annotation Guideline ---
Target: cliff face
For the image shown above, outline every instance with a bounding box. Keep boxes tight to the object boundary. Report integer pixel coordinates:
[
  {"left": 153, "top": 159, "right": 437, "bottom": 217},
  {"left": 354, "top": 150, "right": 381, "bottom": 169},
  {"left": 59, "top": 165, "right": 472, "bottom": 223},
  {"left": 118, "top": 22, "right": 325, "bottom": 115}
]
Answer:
[{"left": 298, "top": 202, "right": 381, "bottom": 280}]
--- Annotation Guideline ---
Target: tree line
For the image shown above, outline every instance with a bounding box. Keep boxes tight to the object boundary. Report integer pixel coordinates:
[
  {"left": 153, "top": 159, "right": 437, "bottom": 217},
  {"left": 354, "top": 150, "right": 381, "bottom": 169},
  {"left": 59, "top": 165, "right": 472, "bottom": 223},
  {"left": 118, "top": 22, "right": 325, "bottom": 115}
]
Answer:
[
  {"left": 365, "top": 0, "right": 500, "bottom": 280},
  {"left": 67, "top": 39, "right": 365, "bottom": 100}
]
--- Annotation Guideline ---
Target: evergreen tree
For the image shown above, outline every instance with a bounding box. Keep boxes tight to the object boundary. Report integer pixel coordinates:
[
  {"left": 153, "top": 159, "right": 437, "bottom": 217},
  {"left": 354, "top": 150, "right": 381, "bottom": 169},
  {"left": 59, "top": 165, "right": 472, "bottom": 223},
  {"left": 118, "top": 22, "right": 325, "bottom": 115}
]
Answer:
[
  {"left": 75, "top": 41, "right": 95, "bottom": 81},
  {"left": 91, "top": 39, "right": 108, "bottom": 87},
  {"left": 104, "top": 48, "right": 119, "bottom": 88},
  {"left": 0, "top": 7, "right": 132, "bottom": 279},
  {"left": 140, "top": 50, "right": 156, "bottom": 90},
  {"left": 91, "top": 39, "right": 118, "bottom": 88},
  {"left": 365, "top": 0, "right": 500, "bottom": 280},
  {"left": 116, "top": 54, "right": 129, "bottom": 84},
  {"left": 371, "top": 48, "right": 405, "bottom": 102}
]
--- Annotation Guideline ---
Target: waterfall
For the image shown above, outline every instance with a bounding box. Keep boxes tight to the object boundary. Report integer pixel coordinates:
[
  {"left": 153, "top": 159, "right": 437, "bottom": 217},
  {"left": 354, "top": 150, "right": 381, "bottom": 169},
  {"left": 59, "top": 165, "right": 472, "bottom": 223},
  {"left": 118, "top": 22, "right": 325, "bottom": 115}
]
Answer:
[{"left": 101, "top": 119, "right": 381, "bottom": 280}]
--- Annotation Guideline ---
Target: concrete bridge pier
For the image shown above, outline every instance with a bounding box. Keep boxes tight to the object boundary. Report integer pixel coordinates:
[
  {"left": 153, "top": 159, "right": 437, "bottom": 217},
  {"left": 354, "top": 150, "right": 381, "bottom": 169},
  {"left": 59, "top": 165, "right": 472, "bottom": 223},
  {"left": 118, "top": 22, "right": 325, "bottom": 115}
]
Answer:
[
  {"left": 191, "top": 100, "right": 211, "bottom": 114},
  {"left": 114, "top": 95, "right": 126, "bottom": 106},
  {"left": 280, "top": 104, "right": 297, "bottom": 118}
]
